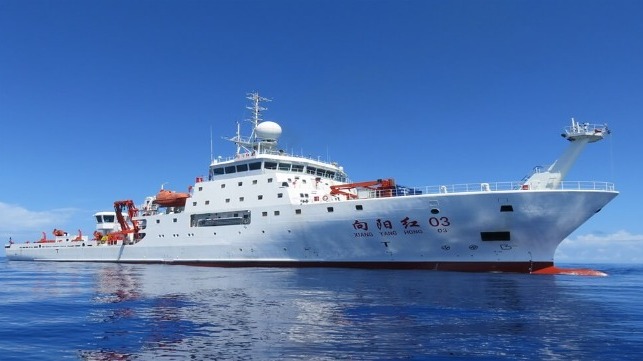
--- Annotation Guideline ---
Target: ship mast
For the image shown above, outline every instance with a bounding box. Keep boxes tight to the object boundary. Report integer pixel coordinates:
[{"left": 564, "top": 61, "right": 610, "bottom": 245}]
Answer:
[
  {"left": 523, "top": 118, "right": 610, "bottom": 190},
  {"left": 227, "top": 92, "right": 271, "bottom": 155},
  {"left": 247, "top": 92, "right": 270, "bottom": 145}
]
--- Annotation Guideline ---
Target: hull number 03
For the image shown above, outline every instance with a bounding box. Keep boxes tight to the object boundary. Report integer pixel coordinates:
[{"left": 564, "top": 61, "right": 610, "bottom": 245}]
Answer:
[{"left": 428, "top": 217, "right": 451, "bottom": 227}]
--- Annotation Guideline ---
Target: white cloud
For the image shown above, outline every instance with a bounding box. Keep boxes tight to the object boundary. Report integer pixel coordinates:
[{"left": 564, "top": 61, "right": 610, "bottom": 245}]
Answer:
[
  {"left": 0, "top": 202, "right": 77, "bottom": 240},
  {"left": 556, "top": 230, "right": 643, "bottom": 264}
]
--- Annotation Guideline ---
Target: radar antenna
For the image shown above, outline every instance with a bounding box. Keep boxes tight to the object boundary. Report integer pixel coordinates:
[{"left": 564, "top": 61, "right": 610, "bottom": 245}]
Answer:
[
  {"left": 247, "top": 92, "right": 271, "bottom": 144},
  {"left": 223, "top": 92, "right": 282, "bottom": 155}
]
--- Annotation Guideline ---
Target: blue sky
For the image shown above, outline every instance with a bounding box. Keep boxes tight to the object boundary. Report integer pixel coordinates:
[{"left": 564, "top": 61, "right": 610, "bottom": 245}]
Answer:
[{"left": 1, "top": 0, "right": 641, "bottom": 263}]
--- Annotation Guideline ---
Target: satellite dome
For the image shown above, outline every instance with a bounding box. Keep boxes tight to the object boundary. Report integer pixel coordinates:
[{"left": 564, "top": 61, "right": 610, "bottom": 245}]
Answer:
[{"left": 256, "top": 121, "right": 282, "bottom": 141}]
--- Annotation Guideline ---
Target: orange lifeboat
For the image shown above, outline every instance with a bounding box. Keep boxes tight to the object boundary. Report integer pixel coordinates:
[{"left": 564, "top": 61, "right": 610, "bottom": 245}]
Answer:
[{"left": 154, "top": 189, "right": 190, "bottom": 207}]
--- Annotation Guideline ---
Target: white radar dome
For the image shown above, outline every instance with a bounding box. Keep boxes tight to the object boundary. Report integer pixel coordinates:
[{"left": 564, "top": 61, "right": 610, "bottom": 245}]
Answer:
[{"left": 256, "top": 121, "right": 282, "bottom": 141}]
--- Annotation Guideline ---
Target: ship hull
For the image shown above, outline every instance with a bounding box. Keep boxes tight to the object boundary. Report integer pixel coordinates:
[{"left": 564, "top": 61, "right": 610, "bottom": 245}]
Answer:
[{"left": 5, "top": 189, "right": 617, "bottom": 273}]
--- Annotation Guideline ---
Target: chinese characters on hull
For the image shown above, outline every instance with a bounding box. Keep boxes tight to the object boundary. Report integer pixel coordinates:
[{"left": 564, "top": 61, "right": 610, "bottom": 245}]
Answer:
[{"left": 352, "top": 216, "right": 450, "bottom": 238}]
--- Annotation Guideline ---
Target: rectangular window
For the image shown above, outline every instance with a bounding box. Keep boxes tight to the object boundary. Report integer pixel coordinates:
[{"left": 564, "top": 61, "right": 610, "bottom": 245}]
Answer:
[
  {"left": 224, "top": 165, "right": 236, "bottom": 174},
  {"left": 236, "top": 164, "right": 248, "bottom": 172},
  {"left": 500, "top": 205, "right": 514, "bottom": 212},
  {"left": 277, "top": 193, "right": 283, "bottom": 198},
  {"left": 258, "top": 195, "right": 263, "bottom": 200},
  {"left": 192, "top": 202, "right": 197, "bottom": 206},
  {"left": 173, "top": 218, "right": 178, "bottom": 223},
  {"left": 292, "top": 164, "right": 304, "bottom": 172},
  {"left": 278, "top": 162, "right": 291, "bottom": 171},
  {"left": 198, "top": 187, "right": 203, "bottom": 191},
  {"left": 480, "top": 231, "right": 511, "bottom": 241},
  {"left": 268, "top": 178, "right": 273, "bottom": 183},
  {"left": 239, "top": 197, "right": 244, "bottom": 202},
  {"left": 205, "top": 200, "right": 210, "bottom": 205},
  {"left": 252, "top": 180, "right": 258, "bottom": 185},
  {"left": 225, "top": 198, "right": 230, "bottom": 203},
  {"left": 213, "top": 168, "right": 224, "bottom": 175},
  {"left": 238, "top": 181, "right": 243, "bottom": 186},
  {"left": 156, "top": 219, "right": 160, "bottom": 224},
  {"left": 274, "top": 210, "right": 280, "bottom": 216},
  {"left": 262, "top": 211, "right": 268, "bottom": 216},
  {"left": 295, "top": 209, "right": 302, "bottom": 214},
  {"left": 356, "top": 205, "right": 363, "bottom": 210},
  {"left": 221, "top": 184, "right": 226, "bottom": 188},
  {"left": 327, "top": 207, "right": 334, "bottom": 213},
  {"left": 265, "top": 162, "right": 277, "bottom": 170},
  {"left": 249, "top": 162, "right": 261, "bottom": 170}
]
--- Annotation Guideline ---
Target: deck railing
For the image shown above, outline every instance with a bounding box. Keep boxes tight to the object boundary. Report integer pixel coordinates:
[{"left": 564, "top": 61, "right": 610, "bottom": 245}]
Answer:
[{"left": 366, "top": 181, "right": 616, "bottom": 199}]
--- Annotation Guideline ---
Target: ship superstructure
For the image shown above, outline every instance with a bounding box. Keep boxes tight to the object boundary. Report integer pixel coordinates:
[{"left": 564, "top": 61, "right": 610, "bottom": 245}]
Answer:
[{"left": 5, "top": 94, "right": 618, "bottom": 273}]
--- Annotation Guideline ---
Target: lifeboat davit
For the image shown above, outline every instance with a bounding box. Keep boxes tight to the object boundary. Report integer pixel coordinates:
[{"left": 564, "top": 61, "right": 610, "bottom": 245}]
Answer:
[{"left": 154, "top": 189, "right": 190, "bottom": 207}]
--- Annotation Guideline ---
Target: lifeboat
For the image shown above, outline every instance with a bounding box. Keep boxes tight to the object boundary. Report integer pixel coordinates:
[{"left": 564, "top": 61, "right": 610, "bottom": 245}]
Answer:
[{"left": 154, "top": 189, "right": 190, "bottom": 207}]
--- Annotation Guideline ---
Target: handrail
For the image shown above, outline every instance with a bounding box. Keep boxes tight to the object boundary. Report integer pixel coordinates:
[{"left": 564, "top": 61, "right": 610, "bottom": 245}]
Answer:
[
  {"left": 212, "top": 148, "right": 341, "bottom": 166},
  {"left": 364, "top": 181, "right": 616, "bottom": 199}
]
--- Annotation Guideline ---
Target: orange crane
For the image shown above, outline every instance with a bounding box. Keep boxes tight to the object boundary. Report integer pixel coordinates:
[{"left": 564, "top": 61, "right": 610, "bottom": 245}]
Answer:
[
  {"left": 109, "top": 200, "right": 140, "bottom": 243},
  {"left": 330, "top": 178, "right": 396, "bottom": 200}
]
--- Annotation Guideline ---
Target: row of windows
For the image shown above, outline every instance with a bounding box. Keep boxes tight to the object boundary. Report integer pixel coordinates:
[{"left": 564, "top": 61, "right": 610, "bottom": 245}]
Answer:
[
  {"left": 260, "top": 204, "right": 366, "bottom": 216},
  {"left": 192, "top": 193, "right": 284, "bottom": 207},
  {"left": 210, "top": 160, "right": 347, "bottom": 182},
  {"left": 212, "top": 162, "right": 262, "bottom": 175},
  {"left": 154, "top": 204, "right": 366, "bottom": 224},
  {"left": 196, "top": 177, "right": 281, "bottom": 193}
]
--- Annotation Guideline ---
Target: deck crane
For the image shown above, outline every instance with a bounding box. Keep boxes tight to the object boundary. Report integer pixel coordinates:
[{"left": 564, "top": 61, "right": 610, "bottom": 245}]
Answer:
[
  {"left": 330, "top": 178, "right": 397, "bottom": 200},
  {"left": 109, "top": 200, "right": 140, "bottom": 243}
]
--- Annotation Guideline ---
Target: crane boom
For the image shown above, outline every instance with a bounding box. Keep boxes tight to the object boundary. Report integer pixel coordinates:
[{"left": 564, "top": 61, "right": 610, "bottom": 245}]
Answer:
[
  {"left": 112, "top": 200, "right": 140, "bottom": 241},
  {"left": 330, "top": 178, "right": 396, "bottom": 199}
]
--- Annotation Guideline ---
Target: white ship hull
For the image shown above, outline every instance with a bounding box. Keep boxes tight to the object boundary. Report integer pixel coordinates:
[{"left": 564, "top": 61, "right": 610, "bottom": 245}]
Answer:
[{"left": 5, "top": 188, "right": 616, "bottom": 273}]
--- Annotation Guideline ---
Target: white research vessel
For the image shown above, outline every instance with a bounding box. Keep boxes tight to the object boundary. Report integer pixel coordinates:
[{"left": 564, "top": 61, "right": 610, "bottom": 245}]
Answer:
[{"left": 5, "top": 94, "right": 618, "bottom": 273}]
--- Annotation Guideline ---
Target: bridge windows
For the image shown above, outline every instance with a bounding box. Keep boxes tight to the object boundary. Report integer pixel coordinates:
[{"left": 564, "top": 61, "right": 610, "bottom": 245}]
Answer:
[
  {"left": 278, "top": 162, "right": 291, "bottom": 171},
  {"left": 224, "top": 165, "right": 236, "bottom": 174},
  {"left": 209, "top": 160, "right": 346, "bottom": 182},
  {"left": 236, "top": 163, "right": 248, "bottom": 172}
]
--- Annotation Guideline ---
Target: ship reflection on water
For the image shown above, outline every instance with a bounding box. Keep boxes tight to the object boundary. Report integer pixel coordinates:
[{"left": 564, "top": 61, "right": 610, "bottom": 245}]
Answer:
[{"left": 76, "top": 263, "right": 624, "bottom": 360}]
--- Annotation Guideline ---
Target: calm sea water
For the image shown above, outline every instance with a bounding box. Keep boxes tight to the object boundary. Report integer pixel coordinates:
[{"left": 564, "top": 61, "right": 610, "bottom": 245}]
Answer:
[{"left": 0, "top": 257, "right": 641, "bottom": 361}]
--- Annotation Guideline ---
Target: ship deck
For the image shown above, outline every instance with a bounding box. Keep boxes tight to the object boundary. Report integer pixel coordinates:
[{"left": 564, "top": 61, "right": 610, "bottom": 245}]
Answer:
[{"left": 373, "top": 180, "right": 616, "bottom": 198}]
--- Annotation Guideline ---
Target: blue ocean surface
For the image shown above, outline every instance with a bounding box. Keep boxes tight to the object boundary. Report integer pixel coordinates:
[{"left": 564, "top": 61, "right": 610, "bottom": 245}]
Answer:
[{"left": 0, "top": 257, "right": 641, "bottom": 360}]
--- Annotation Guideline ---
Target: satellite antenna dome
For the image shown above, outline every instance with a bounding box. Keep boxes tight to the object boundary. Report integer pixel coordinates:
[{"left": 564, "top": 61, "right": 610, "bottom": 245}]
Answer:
[{"left": 256, "top": 121, "right": 282, "bottom": 141}]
